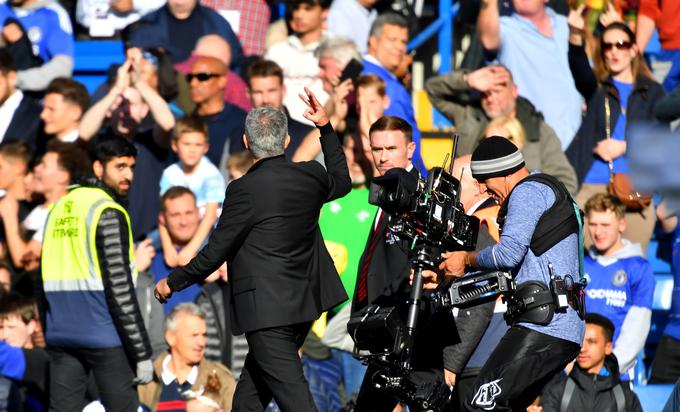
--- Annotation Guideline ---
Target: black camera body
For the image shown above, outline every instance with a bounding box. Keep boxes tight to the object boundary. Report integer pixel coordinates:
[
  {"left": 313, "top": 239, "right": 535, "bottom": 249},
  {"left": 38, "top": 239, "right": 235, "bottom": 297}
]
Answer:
[
  {"left": 369, "top": 167, "right": 479, "bottom": 252},
  {"left": 351, "top": 165, "right": 484, "bottom": 410}
]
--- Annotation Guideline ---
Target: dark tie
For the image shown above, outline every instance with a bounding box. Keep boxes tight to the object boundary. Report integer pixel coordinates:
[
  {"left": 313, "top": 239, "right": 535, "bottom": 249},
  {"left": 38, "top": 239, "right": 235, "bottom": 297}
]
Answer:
[{"left": 356, "top": 211, "right": 385, "bottom": 304}]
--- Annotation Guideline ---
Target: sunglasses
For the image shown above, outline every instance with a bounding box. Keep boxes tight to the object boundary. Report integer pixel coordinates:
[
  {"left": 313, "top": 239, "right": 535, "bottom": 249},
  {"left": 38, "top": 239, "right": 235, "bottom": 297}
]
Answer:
[
  {"left": 186, "top": 72, "right": 221, "bottom": 82},
  {"left": 602, "top": 40, "right": 633, "bottom": 51}
]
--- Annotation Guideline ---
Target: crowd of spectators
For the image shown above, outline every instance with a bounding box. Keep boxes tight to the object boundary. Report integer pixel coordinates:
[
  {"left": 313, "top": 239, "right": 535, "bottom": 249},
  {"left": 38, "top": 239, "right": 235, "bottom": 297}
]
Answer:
[{"left": 0, "top": 0, "right": 679, "bottom": 411}]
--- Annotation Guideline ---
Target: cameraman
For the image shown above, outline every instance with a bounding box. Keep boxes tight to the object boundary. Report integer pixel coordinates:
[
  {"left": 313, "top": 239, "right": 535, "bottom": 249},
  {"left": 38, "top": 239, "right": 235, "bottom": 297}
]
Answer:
[
  {"left": 351, "top": 116, "right": 456, "bottom": 411},
  {"left": 431, "top": 137, "right": 585, "bottom": 411}
]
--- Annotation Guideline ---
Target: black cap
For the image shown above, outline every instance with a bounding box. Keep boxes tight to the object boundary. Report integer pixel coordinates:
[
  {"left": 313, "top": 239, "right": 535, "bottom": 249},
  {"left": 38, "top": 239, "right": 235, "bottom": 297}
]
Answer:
[{"left": 470, "top": 136, "right": 525, "bottom": 181}]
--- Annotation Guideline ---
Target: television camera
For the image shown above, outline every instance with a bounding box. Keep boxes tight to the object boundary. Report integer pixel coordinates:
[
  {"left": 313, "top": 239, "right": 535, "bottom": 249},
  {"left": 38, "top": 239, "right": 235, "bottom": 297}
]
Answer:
[{"left": 348, "top": 137, "right": 515, "bottom": 410}]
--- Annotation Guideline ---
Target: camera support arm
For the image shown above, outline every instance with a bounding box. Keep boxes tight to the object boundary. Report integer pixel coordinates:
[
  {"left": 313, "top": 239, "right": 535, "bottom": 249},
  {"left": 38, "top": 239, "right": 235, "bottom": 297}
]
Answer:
[{"left": 402, "top": 243, "right": 435, "bottom": 370}]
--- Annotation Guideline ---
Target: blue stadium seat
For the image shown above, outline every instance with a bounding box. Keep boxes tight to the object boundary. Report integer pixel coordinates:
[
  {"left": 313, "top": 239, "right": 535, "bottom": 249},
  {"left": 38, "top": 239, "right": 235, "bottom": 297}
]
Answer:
[
  {"left": 73, "top": 41, "right": 125, "bottom": 94},
  {"left": 633, "top": 383, "right": 674, "bottom": 411}
]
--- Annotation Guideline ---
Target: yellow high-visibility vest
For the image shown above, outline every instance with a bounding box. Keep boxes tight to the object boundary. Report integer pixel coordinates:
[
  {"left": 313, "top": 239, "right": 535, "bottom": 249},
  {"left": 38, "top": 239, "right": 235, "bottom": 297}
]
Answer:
[{"left": 41, "top": 186, "right": 136, "bottom": 293}]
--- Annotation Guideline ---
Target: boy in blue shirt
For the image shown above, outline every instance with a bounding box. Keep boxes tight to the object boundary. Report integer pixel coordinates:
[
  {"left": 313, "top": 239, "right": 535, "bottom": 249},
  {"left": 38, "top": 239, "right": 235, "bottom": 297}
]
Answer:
[
  {"left": 159, "top": 116, "right": 225, "bottom": 267},
  {"left": 584, "top": 193, "right": 655, "bottom": 379}
]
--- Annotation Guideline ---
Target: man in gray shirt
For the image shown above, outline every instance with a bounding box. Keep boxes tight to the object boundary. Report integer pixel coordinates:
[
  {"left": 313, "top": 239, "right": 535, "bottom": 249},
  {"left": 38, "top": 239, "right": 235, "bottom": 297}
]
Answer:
[{"left": 431, "top": 136, "right": 585, "bottom": 411}]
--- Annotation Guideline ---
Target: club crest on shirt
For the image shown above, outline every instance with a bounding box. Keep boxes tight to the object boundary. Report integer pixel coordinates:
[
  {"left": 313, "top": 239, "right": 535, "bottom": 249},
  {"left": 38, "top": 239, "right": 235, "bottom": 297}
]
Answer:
[{"left": 612, "top": 270, "right": 627, "bottom": 287}]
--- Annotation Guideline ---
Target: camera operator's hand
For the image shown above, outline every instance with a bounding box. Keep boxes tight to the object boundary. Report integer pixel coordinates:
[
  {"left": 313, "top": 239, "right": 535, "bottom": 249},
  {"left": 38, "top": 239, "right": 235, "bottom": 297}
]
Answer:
[
  {"left": 444, "top": 369, "right": 456, "bottom": 389},
  {"left": 300, "top": 87, "right": 330, "bottom": 127},
  {"left": 439, "top": 251, "right": 474, "bottom": 278}
]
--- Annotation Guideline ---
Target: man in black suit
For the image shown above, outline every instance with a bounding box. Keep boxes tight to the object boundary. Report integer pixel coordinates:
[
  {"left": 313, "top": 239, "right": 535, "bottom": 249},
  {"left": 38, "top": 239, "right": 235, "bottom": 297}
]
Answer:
[
  {"left": 352, "top": 115, "right": 456, "bottom": 411},
  {"left": 0, "top": 49, "right": 42, "bottom": 150},
  {"left": 155, "top": 88, "right": 351, "bottom": 412}
]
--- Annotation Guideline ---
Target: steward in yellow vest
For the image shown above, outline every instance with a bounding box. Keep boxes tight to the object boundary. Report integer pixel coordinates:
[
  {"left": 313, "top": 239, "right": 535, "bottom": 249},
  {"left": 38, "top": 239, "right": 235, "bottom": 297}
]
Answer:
[{"left": 40, "top": 135, "right": 153, "bottom": 411}]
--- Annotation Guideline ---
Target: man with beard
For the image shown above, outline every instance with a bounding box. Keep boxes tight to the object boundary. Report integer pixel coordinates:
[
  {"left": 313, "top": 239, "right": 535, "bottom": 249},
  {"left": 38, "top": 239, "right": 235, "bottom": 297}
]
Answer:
[{"left": 40, "top": 134, "right": 153, "bottom": 411}]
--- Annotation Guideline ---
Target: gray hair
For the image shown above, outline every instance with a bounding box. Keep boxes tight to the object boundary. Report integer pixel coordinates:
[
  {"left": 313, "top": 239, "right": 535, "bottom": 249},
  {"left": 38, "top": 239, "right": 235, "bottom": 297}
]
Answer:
[
  {"left": 316, "top": 36, "right": 361, "bottom": 69},
  {"left": 245, "top": 107, "right": 288, "bottom": 158},
  {"left": 164, "top": 302, "right": 206, "bottom": 333},
  {"left": 369, "top": 13, "right": 409, "bottom": 38}
]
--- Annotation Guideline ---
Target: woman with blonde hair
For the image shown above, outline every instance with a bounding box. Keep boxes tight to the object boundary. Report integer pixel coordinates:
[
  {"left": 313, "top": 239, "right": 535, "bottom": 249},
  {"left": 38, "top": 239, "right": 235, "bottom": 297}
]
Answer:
[{"left": 482, "top": 116, "right": 578, "bottom": 195}]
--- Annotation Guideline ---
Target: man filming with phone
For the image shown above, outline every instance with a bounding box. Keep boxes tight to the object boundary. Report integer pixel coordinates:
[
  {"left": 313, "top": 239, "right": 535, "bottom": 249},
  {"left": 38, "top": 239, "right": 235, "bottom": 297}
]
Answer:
[{"left": 425, "top": 137, "right": 585, "bottom": 411}]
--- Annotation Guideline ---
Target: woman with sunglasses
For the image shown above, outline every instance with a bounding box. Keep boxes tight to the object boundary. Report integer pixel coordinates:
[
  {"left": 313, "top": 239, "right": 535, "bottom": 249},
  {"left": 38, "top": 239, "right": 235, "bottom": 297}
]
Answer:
[{"left": 566, "top": 19, "right": 667, "bottom": 253}]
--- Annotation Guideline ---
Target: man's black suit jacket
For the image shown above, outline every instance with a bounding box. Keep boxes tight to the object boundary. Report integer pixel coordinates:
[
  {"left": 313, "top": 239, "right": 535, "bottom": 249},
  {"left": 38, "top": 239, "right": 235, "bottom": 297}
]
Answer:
[
  {"left": 3, "top": 94, "right": 43, "bottom": 151},
  {"left": 351, "top": 168, "right": 458, "bottom": 370},
  {"left": 168, "top": 123, "right": 351, "bottom": 335}
]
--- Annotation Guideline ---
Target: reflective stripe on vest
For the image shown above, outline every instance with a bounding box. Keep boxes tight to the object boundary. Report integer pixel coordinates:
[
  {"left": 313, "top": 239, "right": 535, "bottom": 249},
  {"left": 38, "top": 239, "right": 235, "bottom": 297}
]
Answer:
[{"left": 41, "top": 186, "right": 136, "bottom": 292}]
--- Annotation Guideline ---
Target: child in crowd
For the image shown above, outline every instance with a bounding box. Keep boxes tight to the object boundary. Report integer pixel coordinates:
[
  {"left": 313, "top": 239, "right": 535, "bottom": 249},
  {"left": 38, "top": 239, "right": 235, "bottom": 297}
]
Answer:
[
  {"left": 226, "top": 151, "right": 254, "bottom": 181},
  {"left": 0, "top": 293, "right": 49, "bottom": 410},
  {"left": 0, "top": 293, "right": 37, "bottom": 349},
  {"left": 159, "top": 116, "right": 226, "bottom": 267}
]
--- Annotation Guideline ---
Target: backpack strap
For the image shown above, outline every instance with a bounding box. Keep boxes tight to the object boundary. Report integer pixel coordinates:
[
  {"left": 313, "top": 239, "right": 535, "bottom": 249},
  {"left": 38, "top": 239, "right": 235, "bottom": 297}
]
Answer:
[
  {"left": 613, "top": 384, "right": 626, "bottom": 412},
  {"left": 496, "top": 173, "right": 580, "bottom": 256},
  {"left": 560, "top": 377, "right": 576, "bottom": 412}
]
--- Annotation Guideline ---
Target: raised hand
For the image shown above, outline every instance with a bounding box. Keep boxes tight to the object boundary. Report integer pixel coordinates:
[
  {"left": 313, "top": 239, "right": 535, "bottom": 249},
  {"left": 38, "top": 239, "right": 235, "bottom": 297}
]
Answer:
[
  {"left": 568, "top": 4, "right": 587, "bottom": 32},
  {"left": 466, "top": 66, "right": 510, "bottom": 92},
  {"left": 113, "top": 60, "right": 132, "bottom": 94},
  {"left": 599, "top": 2, "right": 623, "bottom": 27},
  {"left": 300, "top": 87, "right": 330, "bottom": 127}
]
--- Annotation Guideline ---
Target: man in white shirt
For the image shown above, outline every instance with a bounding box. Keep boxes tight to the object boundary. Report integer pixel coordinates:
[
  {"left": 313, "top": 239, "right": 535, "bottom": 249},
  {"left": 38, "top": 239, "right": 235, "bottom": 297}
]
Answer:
[
  {"left": 327, "top": 0, "right": 378, "bottom": 54},
  {"left": 265, "top": 0, "right": 330, "bottom": 125},
  {"left": 76, "top": 0, "right": 165, "bottom": 38}
]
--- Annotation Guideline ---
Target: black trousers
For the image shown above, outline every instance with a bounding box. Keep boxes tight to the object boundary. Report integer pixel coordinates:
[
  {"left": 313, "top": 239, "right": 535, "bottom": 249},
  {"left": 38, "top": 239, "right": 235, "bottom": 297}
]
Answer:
[
  {"left": 48, "top": 346, "right": 137, "bottom": 412},
  {"left": 650, "top": 335, "right": 680, "bottom": 383},
  {"left": 463, "top": 326, "right": 580, "bottom": 412},
  {"left": 232, "top": 321, "right": 317, "bottom": 412}
]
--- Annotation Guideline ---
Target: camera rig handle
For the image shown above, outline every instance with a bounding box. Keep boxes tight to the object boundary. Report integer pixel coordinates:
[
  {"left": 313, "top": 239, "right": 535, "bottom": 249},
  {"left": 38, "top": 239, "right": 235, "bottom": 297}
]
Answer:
[{"left": 401, "top": 243, "right": 437, "bottom": 370}]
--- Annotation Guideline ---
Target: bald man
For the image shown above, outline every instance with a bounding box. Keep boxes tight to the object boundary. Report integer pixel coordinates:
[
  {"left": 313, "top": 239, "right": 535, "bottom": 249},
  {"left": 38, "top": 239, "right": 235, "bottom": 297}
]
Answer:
[
  {"left": 438, "top": 155, "right": 509, "bottom": 409},
  {"left": 187, "top": 56, "right": 247, "bottom": 168},
  {"left": 175, "top": 35, "right": 252, "bottom": 113}
]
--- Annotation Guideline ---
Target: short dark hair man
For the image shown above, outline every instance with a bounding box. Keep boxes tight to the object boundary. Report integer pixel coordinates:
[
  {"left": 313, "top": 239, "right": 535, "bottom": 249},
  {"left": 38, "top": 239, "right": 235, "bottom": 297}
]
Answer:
[
  {"left": 155, "top": 90, "right": 351, "bottom": 411},
  {"left": 436, "top": 136, "right": 584, "bottom": 411},
  {"left": 41, "top": 134, "right": 153, "bottom": 411},
  {"left": 539, "top": 313, "right": 643, "bottom": 412},
  {"left": 351, "top": 115, "right": 458, "bottom": 410},
  {"left": 41, "top": 78, "right": 89, "bottom": 145},
  {"left": 265, "top": 0, "right": 330, "bottom": 126},
  {"left": 363, "top": 13, "right": 425, "bottom": 174},
  {"left": 0, "top": 49, "right": 42, "bottom": 149},
  {"left": 247, "top": 59, "right": 314, "bottom": 159}
]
